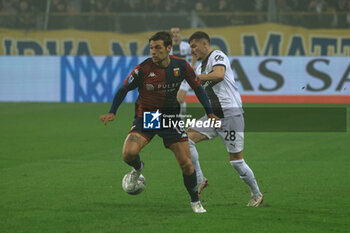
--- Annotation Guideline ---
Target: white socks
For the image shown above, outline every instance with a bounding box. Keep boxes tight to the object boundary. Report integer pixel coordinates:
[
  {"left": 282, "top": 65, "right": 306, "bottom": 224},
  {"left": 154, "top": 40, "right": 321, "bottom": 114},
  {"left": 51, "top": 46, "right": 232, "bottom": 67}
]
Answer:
[
  {"left": 180, "top": 102, "right": 187, "bottom": 116},
  {"left": 188, "top": 139, "right": 204, "bottom": 184},
  {"left": 230, "top": 159, "right": 261, "bottom": 197},
  {"left": 188, "top": 138, "right": 261, "bottom": 197}
]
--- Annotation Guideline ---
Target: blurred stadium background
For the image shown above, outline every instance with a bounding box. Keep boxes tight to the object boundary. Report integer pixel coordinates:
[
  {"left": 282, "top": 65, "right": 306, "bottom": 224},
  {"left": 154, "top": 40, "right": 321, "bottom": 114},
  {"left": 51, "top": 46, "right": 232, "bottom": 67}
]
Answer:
[
  {"left": 1, "top": 0, "right": 350, "bottom": 31},
  {"left": 1, "top": 0, "right": 350, "bottom": 103},
  {"left": 1, "top": 1, "right": 349, "bottom": 233}
]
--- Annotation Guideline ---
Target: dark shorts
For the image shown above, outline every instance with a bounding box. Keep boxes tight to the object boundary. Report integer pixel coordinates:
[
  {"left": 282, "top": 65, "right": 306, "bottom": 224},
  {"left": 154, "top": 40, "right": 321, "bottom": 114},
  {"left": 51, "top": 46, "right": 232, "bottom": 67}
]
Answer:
[{"left": 129, "top": 117, "right": 188, "bottom": 148}]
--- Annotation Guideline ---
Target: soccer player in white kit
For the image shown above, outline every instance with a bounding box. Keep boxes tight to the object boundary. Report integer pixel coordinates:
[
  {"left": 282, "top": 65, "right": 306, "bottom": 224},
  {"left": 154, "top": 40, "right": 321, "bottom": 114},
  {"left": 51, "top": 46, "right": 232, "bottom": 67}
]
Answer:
[
  {"left": 187, "top": 31, "right": 263, "bottom": 207},
  {"left": 170, "top": 27, "right": 196, "bottom": 117}
]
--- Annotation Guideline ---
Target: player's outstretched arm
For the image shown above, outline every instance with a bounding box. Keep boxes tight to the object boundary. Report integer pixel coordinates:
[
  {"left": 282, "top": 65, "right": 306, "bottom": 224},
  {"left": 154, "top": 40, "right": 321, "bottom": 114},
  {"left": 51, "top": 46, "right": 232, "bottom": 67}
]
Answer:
[
  {"left": 100, "top": 113, "right": 115, "bottom": 126},
  {"left": 198, "top": 66, "right": 225, "bottom": 82},
  {"left": 193, "top": 85, "right": 213, "bottom": 115},
  {"left": 193, "top": 86, "right": 221, "bottom": 126},
  {"left": 100, "top": 86, "right": 128, "bottom": 126},
  {"left": 207, "top": 113, "right": 221, "bottom": 129},
  {"left": 207, "top": 113, "right": 220, "bottom": 122},
  {"left": 101, "top": 65, "right": 140, "bottom": 126}
]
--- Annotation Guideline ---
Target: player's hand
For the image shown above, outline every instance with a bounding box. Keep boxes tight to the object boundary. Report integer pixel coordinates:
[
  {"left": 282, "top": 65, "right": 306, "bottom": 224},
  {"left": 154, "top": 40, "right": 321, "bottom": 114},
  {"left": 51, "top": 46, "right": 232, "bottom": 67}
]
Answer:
[
  {"left": 207, "top": 113, "right": 222, "bottom": 129},
  {"left": 100, "top": 113, "right": 115, "bottom": 126}
]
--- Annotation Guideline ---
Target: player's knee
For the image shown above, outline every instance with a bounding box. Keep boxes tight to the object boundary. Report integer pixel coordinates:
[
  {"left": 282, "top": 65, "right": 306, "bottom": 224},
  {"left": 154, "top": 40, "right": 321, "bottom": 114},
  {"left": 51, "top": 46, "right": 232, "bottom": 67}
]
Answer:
[
  {"left": 187, "top": 129, "right": 196, "bottom": 141},
  {"left": 177, "top": 96, "right": 185, "bottom": 104},
  {"left": 122, "top": 146, "right": 139, "bottom": 161},
  {"left": 188, "top": 129, "right": 206, "bottom": 143},
  {"left": 188, "top": 138, "right": 196, "bottom": 147},
  {"left": 179, "top": 159, "right": 194, "bottom": 175},
  {"left": 229, "top": 151, "right": 243, "bottom": 161},
  {"left": 177, "top": 90, "right": 186, "bottom": 104}
]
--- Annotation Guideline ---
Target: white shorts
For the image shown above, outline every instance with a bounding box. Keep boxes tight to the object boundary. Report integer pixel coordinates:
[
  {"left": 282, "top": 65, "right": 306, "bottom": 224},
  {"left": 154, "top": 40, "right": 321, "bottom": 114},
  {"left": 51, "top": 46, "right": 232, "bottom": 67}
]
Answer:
[{"left": 189, "top": 114, "right": 244, "bottom": 153}]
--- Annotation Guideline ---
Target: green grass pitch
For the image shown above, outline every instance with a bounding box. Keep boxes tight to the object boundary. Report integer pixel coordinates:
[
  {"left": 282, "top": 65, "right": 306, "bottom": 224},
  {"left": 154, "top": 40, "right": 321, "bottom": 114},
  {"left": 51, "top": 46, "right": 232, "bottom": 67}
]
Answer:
[{"left": 1, "top": 102, "right": 349, "bottom": 233}]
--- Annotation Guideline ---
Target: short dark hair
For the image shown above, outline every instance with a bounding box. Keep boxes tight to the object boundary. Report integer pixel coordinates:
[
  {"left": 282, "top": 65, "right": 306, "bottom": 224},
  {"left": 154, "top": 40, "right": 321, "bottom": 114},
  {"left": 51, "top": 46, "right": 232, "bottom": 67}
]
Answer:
[
  {"left": 170, "top": 26, "right": 180, "bottom": 31},
  {"left": 188, "top": 31, "right": 210, "bottom": 44},
  {"left": 149, "top": 31, "right": 172, "bottom": 47}
]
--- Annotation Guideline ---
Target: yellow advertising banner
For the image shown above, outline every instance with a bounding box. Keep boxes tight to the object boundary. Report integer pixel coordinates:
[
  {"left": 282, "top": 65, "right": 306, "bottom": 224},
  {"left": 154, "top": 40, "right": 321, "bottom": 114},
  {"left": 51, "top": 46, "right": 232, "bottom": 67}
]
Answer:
[{"left": 1, "top": 23, "right": 349, "bottom": 56}]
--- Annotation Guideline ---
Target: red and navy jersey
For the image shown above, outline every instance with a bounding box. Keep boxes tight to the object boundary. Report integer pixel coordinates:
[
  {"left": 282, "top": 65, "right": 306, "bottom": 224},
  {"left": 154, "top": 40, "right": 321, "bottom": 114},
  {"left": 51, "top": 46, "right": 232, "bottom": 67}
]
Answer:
[{"left": 122, "top": 56, "right": 201, "bottom": 117}]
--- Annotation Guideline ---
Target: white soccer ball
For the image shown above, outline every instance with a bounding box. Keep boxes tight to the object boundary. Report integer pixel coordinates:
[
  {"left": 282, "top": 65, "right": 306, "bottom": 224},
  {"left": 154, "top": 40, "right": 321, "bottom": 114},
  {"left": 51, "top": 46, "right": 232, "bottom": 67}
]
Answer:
[{"left": 122, "top": 173, "right": 146, "bottom": 195}]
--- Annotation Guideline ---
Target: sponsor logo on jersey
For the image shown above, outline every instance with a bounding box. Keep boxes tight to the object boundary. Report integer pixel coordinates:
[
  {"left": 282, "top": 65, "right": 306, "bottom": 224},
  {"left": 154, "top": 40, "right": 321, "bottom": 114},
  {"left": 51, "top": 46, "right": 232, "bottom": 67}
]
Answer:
[
  {"left": 128, "top": 75, "right": 134, "bottom": 84},
  {"left": 157, "top": 82, "right": 181, "bottom": 90},
  {"left": 214, "top": 55, "right": 224, "bottom": 62},
  {"left": 146, "top": 84, "right": 154, "bottom": 91}
]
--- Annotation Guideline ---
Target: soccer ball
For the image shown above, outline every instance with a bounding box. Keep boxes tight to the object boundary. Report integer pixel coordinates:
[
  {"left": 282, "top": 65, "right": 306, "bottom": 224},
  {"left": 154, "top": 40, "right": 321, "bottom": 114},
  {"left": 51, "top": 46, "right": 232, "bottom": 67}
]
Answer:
[{"left": 122, "top": 173, "right": 146, "bottom": 195}]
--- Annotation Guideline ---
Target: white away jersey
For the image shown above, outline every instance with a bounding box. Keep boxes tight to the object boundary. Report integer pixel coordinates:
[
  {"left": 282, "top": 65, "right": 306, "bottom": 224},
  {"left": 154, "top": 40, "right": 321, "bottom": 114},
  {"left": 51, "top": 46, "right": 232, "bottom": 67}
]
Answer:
[
  {"left": 171, "top": 41, "right": 192, "bottom": 92},
  {"left": 170, "top": 41, "right": 191, "bottom": 59},
  {"left": 196, "top": 50, "right": 243, "bottom": 117}
]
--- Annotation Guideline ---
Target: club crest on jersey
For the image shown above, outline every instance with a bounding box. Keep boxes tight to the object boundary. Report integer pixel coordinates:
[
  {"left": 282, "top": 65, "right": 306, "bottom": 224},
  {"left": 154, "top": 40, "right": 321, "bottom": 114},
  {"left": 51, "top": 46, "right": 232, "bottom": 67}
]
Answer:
[
  {"left": 173, "top": 68, "right": 180, "bottom": 77},
  {"left": 128, "top": 75, "right": 134, "bottom": 84},
  {"left": 148, "top": 72, "right": 156, "bottom": 78}
]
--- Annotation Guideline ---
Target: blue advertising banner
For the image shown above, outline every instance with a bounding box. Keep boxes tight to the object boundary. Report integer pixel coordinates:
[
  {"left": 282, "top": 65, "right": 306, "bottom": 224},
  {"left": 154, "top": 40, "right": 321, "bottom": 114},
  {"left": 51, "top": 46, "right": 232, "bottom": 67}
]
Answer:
[{"left": 0, "top": 56, "right": 349, "bottom": 103}]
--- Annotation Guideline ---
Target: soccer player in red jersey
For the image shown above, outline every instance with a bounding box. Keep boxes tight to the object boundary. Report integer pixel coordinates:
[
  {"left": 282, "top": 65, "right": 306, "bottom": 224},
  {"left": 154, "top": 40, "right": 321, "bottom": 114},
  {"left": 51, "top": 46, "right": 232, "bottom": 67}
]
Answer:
[{"left": 100, "top": 31, "right": 219, "bottom": 213}]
